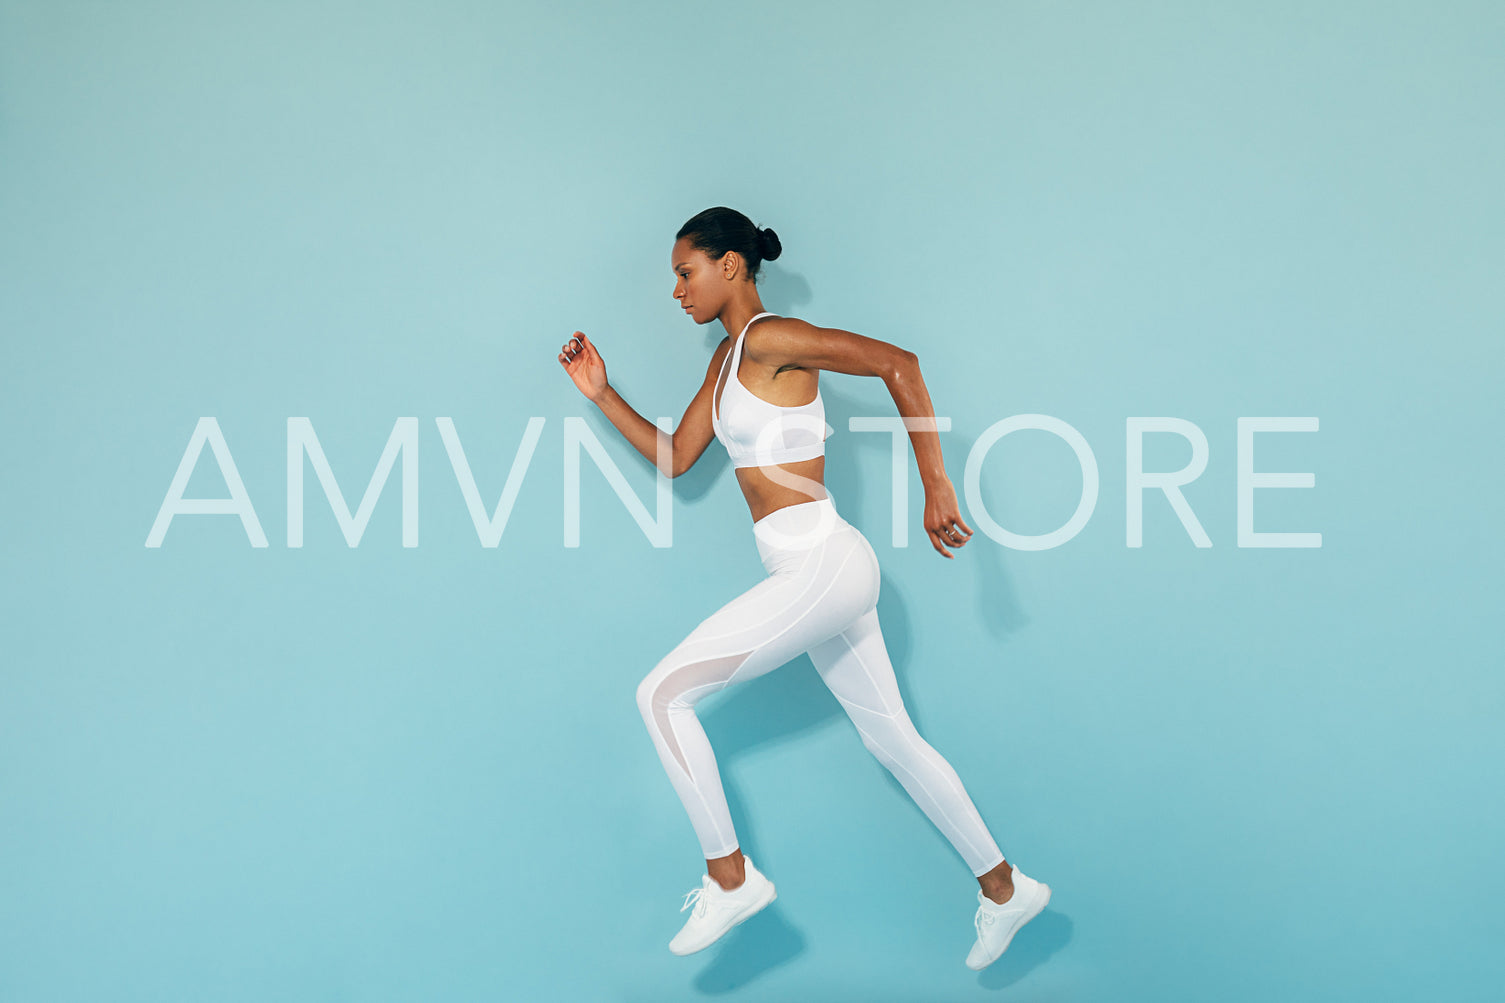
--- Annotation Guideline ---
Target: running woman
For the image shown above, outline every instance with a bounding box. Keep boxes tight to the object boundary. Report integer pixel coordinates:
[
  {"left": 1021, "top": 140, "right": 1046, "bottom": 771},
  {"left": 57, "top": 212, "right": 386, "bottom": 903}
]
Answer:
[{"left": 557, "top": 206, "right": 1049, "bottom": 969}]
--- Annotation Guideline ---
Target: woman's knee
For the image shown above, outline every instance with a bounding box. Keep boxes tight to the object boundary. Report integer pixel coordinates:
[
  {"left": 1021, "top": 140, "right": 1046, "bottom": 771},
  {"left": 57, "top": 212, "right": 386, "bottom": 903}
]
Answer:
[
  {"left": 857, "top": 724, "right": 902, "bottom": 770},
  {"left": 858, "top": 710, "right": 932, "bottom": 770},
  {"left": 635, "top": 655, "right": 689, "bottom": 723},
  {"left": 635, "top": 666, "right": 663, "bottom": 723}
]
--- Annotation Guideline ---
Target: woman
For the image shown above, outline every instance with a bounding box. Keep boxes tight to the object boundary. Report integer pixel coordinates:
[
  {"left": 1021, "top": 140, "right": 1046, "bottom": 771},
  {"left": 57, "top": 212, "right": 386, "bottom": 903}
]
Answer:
[{"left": 556, "top": 207, "right": 1049, "bottom": 970}]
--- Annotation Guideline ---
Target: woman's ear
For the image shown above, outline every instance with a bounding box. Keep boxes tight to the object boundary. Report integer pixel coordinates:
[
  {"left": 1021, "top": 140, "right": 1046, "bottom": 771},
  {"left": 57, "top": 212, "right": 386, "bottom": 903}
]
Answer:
[{"left": 720, "top": 251, "right": 742, "bottom": 281}]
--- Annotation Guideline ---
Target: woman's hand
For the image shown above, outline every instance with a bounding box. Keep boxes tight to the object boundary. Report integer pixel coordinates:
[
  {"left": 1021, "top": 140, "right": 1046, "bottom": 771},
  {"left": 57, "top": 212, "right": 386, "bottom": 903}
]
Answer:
[
  {"left": 923, "top": 477, "right": 974, "bottom": 559},
  {"left": 558, "top": 331, "right": 607, "bottom": 402}
]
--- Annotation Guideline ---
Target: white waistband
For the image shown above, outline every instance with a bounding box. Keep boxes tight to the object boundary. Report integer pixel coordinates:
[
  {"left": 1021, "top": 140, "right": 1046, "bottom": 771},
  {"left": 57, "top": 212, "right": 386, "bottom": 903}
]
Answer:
[{"left": 753, "top": 497, "right": 848, "bottom": 553}]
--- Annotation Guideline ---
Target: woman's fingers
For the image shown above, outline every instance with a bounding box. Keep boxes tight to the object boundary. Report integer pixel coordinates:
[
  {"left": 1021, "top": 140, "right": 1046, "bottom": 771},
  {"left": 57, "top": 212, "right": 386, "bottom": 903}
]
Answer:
[
  {"left": 927, "top": 519, "right": 972, "bottom": 558},
  {"left": 928, "top": 527, "right": 955, "bottom": 558}
]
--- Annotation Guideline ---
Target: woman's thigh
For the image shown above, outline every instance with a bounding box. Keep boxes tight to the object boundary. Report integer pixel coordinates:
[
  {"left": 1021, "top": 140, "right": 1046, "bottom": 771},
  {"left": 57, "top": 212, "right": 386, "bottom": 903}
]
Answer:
[
  {"left": 804, "top": 605, "right": 906, "bottom": 718},
  {"left": 640, "top": 529, "right": 879, "bottom": 705}
]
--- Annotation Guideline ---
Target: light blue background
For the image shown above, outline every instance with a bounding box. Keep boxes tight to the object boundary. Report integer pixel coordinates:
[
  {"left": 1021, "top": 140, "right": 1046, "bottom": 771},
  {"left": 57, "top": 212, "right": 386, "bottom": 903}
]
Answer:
[{"left": 2, "top": 2, "right": 1501, "bottom": 1000}]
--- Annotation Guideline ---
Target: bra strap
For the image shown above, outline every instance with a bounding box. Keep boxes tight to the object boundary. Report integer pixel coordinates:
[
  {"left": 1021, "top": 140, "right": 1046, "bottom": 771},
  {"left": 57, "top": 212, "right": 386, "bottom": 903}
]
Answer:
[
  {"left": 717, "top": 312, "right": 779, "bottom": 423},
  {"left": 737, "top": 310, "right": 778, "bottom": 339},
  {"left": 731, "top": 311, "right": 778, "bottom": 369}
]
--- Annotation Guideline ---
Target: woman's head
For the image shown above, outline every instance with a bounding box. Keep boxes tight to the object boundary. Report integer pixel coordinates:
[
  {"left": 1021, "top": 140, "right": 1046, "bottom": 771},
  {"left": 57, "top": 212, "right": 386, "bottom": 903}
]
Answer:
[
  {"left": 676, "top": 207, "right": 782, "bottom": 280},
  {"left": 672, "top": 207, "right": 782, "bottom": 323}
]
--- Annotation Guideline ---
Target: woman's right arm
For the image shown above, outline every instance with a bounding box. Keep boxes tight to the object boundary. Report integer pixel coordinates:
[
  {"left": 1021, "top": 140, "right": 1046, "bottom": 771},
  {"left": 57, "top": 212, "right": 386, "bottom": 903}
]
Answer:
[{"left": 558, "top": 331, "right": 730, "bottom": 478}]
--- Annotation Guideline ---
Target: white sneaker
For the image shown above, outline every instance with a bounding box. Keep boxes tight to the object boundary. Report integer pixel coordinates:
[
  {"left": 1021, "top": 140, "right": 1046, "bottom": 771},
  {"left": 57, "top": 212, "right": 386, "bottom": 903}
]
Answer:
[
  {"left": 965, "top": 865, "right": 1050, "bottom": 971},
  {"left": 667, "top": 856, "right": 777, "bottom": 956}
]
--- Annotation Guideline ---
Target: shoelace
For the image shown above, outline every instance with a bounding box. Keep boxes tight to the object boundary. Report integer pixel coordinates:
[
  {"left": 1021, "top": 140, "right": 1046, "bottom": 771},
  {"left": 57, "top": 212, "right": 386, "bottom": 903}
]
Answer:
[
  {"left": 681, "top": 881, "right": 710, "bottom": 918},
  {"left": 977, "top": 891, "right": 1020, "bottom": 940}
]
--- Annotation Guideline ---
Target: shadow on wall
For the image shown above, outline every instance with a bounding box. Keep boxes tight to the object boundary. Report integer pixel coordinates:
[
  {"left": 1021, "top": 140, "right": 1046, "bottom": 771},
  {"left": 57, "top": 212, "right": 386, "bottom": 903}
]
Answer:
[
  {"left": 755, "top": 265, "right": 814, "bottom": 316},
  {"left": 691, "top": 900, "right": 806, "bottom": 995},
  {"left": 978, "top": 909, "right": 1073, "bottom": 992}
]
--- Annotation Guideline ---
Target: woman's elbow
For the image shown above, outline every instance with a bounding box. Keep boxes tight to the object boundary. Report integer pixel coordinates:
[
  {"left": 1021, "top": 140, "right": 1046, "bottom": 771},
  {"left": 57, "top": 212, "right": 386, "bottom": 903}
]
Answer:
[{"left": 887, "top": 349, "right": 919, "bottom": 382}]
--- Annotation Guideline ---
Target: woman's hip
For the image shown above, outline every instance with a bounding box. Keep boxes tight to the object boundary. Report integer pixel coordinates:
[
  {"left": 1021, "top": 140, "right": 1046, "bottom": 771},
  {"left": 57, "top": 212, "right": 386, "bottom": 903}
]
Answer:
[
  {"left": 754, "top": 496, "right": 851, "bottom": 559},
  {"left": 642, "top": 504, "right": 881, "bottom": 694},
  {"left": 752, "top": 497, "right": 879, "bottom": 610}
]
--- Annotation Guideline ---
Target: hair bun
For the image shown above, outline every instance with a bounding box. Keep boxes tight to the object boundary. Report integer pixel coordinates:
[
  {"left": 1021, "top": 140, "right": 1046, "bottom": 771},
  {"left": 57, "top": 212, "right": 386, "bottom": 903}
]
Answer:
[{"left": 758, "top": 226, "right": 783, "bottom": 263}]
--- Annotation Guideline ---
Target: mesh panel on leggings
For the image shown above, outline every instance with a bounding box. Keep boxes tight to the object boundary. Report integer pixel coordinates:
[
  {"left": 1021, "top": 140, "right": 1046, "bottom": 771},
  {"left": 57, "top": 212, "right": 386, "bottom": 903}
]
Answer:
[{"left": 648, "top": 650, "right": 751, "bottom": 780}]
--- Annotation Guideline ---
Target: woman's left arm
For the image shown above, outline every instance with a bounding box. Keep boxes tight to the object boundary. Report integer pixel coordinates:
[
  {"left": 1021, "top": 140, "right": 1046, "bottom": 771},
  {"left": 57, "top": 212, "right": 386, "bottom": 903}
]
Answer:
[{"left": 746, "top": 318, "right": 976, "bottom": 558}]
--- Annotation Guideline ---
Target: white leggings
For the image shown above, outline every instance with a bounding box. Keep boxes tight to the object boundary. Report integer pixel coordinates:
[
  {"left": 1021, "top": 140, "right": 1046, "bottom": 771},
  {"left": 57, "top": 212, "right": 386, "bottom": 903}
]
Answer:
[{"left": 635, "top": 497, "right": 1006, "bottom": 877}]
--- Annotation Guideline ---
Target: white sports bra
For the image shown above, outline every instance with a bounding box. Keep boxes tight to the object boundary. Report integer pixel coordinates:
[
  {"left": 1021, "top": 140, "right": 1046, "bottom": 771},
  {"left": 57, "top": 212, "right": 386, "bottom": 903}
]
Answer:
[{"left": 711, "top": 312, "right": 831, "bottom": 469}]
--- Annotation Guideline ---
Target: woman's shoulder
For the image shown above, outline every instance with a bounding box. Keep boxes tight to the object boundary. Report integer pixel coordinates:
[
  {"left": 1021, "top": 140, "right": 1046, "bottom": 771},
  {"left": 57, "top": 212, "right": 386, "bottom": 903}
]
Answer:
[
  {"left": 755, "top": 312, "right": 805, "bottom": 328},
  {"left": 743, "top": 314, "right": 819, "bottom": 357}
]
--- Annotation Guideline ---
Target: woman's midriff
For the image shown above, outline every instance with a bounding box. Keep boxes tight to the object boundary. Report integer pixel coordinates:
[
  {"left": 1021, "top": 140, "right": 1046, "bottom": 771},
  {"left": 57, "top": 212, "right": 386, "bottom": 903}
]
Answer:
[{"left": 735, "top": 455, "right": 828, "bottom": 524}]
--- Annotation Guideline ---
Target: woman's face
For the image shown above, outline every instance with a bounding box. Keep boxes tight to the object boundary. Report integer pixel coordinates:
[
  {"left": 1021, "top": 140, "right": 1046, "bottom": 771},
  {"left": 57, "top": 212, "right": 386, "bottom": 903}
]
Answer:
[{"left": 671, "top": 237, "right": 727, "bottom": 324}]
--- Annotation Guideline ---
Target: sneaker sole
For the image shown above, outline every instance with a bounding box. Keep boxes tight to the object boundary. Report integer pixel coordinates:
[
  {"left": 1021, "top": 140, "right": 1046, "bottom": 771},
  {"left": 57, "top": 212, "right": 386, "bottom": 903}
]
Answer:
[
  {"left": 668, "top": 881, "right": 779, "bottom": 957},
  {"left": 966, "top": 882, "right": 1051, "bottom": 971}
]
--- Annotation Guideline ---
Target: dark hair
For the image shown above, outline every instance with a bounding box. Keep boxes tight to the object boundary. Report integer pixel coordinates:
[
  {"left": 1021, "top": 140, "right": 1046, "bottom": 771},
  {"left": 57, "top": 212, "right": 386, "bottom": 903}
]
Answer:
[{"left": 676, "top": 206, "right": 782, "bottom": 282}]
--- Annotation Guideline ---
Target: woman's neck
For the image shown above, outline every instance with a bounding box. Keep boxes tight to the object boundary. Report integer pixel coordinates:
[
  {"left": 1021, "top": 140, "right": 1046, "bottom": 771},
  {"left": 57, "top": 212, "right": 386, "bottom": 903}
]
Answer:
[{"left": 721, "top": 302, "right": 770, "bottom": 339}]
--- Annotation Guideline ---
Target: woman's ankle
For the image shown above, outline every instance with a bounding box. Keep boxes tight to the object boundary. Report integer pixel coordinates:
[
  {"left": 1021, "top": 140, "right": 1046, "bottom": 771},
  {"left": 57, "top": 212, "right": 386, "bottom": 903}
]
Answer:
[
  {"left": 707, "top": 849, "right": 747, "bottom": 890},
  {"left": 978, "top": 860, "right": 1015, "bottom": 904}
]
